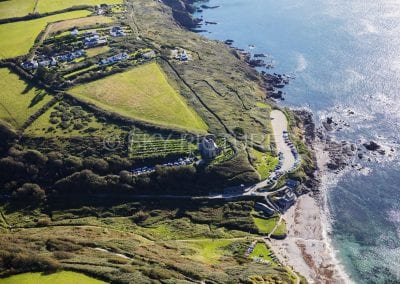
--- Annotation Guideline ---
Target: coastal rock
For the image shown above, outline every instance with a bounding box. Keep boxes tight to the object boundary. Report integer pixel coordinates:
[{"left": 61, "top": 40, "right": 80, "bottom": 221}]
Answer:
[
  {"left": 162, "top": 0, "right": 201, "bottom": 29},
  {"left": 363, "top": 141, "right": 380, "bottom": 151}
]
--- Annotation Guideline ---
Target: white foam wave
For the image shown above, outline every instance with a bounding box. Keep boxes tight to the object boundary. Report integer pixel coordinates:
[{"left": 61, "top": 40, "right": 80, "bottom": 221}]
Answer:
[{"left": 295, "top": 53, "right": 308, "bottom": 72}]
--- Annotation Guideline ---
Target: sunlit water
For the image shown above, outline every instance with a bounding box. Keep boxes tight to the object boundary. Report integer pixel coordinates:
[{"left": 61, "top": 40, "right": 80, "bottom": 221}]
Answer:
[{"left": 195, "top": 0, "right": 400, "bottom": 282}]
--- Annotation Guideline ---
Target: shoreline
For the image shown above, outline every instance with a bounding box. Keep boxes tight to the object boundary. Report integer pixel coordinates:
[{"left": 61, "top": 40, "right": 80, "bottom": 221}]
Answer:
[
  {"left": 267, "top": 138, "right": 353, "bottom": 283},
  {"left": 170, "top": 2, "right": 355, "bottom": 282}
]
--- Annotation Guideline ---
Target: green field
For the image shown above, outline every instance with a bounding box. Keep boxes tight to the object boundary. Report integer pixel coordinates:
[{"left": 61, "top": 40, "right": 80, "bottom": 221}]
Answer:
[
  {"left": 69, "top": 62, "right": 208, "bottom": 132},
  {"left": 0, "top": 10, "right": 91, "bottom": 59},
  {"left": 252, "top": 149, "right": 278, "bottom": 179},
  {"left": 0, "top": 271, "right": 106, "bottom": 284},
  {"left": 0, "top": 0, "right": 36, "bottom": 20},
  {"left": 36, "top": 0, "right": 122, "bottom": 13},
  {"left": 0, "top": 68, "right": 53, "bottom": 129},
  {"left": 185, "top": 239, "right": 234, "bottom": 264},
  {"left": 249, "top": 242, "right": 274, "bottom": 262}
]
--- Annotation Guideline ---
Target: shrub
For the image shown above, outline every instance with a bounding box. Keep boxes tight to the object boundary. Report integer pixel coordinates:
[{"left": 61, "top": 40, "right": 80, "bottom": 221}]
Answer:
[
  {"left": 14, "top": 183, "right": 46, "bottom": 201},
  {"left": 23, "top": 149, "right": 47, "bottom": 165},
  {"left": 53, "top": 251, "right": 73, "bottom": 260},
  {"left": 83, "top": 157, "right": 109, "bottom": 174},
  {"left": 36, "top": 218, "right": 51, "bottom": 227}
]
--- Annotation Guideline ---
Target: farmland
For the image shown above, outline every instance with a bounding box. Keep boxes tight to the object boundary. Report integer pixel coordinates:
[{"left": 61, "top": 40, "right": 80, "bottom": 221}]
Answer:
[
  {"left": 0, "top": 271, "right": 106, "bottom": 284},
  {"left": 36, "top": 0, "right": 122, "bottom": 14},
  {"left": 69, "top": 62, "right": 208, "bottom": 132},
  {"left": 0, "top": 68, "right": 53, "bottom": 129},
  {"left": 0, "top": 0, "right": 35, "bottom": 20},
  {"left": 0, "top": 10, "right": 91, "bottom": 59},
  {"left": 45, "top": 16, "right": 114, "bottom": 37}
]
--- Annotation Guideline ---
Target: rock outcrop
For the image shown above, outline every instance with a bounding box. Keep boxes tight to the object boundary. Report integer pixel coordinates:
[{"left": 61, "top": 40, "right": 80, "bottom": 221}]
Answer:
[{"left": 162, "top": 0, "right": 201, "bottom": 29}]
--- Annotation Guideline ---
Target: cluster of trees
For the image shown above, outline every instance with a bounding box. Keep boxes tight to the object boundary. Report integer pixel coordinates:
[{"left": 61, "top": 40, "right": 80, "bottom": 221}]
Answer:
[{"left": 0, "top": 141, "right": 134, "bottom": 201}]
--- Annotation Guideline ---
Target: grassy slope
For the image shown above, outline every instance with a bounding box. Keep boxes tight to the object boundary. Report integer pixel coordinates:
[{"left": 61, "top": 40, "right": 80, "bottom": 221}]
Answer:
[
  {"left": 0, "top": 10, "right": 91, "bottom": 59},
  {"left": 253, "top": 216, "right": 278, "bottom": 234},
  {"left": 252, "top": 149, "right": 278, "bottom": 180},
  {"left": 0, "top": 68, "right": 53, "bottom": 129},
  {"left": 185, "top": 239, "right": 234, "bottom": 264},
  {"left": 130, "top": 0, "right": 270, "bottom": 138},
  {"left": 37, "top": 0, "right": 122, "bottom": 14},
  {"left": 249, "top": 242, "right": 275, "bottom": 263},
  {"left": 0, "top": 271, "right": 106, "bottom": 284},
  {"left": 0, "top": 201, "right": 298, "bottom": 283},
  {"left": 69, "top": 62, "right": 208, "bottom": 132},
  {"left": 0, "top": 0, "right": 35, "bottom": 20}
]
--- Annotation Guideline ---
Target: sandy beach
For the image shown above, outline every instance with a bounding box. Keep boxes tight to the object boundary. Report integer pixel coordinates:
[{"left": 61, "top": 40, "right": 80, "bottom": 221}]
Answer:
[{"left": 267, "top": 142, "right": 351, "bottom": 284}]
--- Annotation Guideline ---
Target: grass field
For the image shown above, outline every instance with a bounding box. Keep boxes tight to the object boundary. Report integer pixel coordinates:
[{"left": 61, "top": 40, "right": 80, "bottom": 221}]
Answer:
[
  {"left": 0, "top": 68, "right": 53, "bottom": 129},
  {"left": 45, "top": 16, "right": 113, "bottom": 37},
  {"left": 253, "top": 215, "right": 287, "bottom": 237},
  {"left": 253, "top": 216, "right": 279, "bottom": 234},
  {"left": 252, "top": 149, "right": 278, "bottom": 179},
  {"left": 185, "top": 239, "right": 233, "bottom": 264},
  {"left": 0, "top": 271, "right": 106, "bottom": 284},
  {"left": 0, "top": 0, "right": 36, "bottom": 20},
  {"left": 69, "top": 62, "right": 208, "bottom": 132},
  {"left": 0, "top": 10, "right": 91, "bottom": 59},
  {"left": 249, "top": 242, "right": 275, "bottom": 263},
  {"left": 36, "top": 0, "right": 122, "bottom": 14}
]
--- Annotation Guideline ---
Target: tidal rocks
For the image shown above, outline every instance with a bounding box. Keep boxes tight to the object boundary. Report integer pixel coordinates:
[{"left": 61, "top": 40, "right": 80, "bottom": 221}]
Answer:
[
  {"left": 363, "top": 141, "right": 381, "bottom": 151},
  {"left": 248, "top": 59, "right": 266, "bottom": 67},
  {"left": 254, "top": 53, "right": 267, "bottom": 58},
  {"left": 200, "top": 5, "right": 220, "bottom": 9}
]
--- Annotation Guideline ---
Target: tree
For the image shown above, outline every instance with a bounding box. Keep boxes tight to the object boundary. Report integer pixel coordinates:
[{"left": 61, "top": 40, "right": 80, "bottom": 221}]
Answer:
[{"left": 83, "top": 157, "right": 109, "bottom": 174}]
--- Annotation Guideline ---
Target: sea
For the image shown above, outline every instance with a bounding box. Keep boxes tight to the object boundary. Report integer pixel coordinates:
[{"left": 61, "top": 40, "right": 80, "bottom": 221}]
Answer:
[{"left": 194, "top": 0, "right": 400, "bottom": 283}]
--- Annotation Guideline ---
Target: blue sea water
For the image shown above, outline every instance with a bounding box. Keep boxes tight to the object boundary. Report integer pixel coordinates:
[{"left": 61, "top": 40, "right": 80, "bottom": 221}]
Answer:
[{"left": 195, "top": 0, "right": 400, "bottom": 283}]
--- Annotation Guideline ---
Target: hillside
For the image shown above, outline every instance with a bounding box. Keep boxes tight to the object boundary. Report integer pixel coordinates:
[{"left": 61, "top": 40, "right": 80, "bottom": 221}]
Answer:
[{"left": 0, "top": 0, "right": 315, "bottom": 283}]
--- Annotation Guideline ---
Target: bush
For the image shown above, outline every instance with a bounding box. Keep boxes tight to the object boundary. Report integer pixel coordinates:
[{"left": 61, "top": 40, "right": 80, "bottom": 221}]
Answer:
[
  {"left": 36, "top": 218, "right": 51, "bottom": 227},
  {"left": 53, "top": 251, "right": 73, "bottom": 260},
  {"left": 83, "top": 157, "right": 109, "bottom": 174},
  {"left": 23, "top": 149, "right": 47, "bottom": 165},
  {"left": 14, "top": 183, "right": 46, "bottom": 201}
]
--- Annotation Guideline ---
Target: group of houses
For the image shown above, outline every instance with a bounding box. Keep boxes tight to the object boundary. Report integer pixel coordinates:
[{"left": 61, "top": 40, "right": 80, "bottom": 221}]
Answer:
[
  {"left": 84, "top": 31, "right": 107, "bottom": 48},
  {"left": 21, "top": 57, "right": 57, "bottom": 70},
  {"left": 99, "top": 52, "right": 129, "bottom": 65},
  {"left": 22, "top": 25, "right": 129, "bottom": 71},
  {"left": 22, "top": 49, "right": 86, "bottom": 70},
  {"left": 109, "top": 26, "right": 126, "bottom": 37}
]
